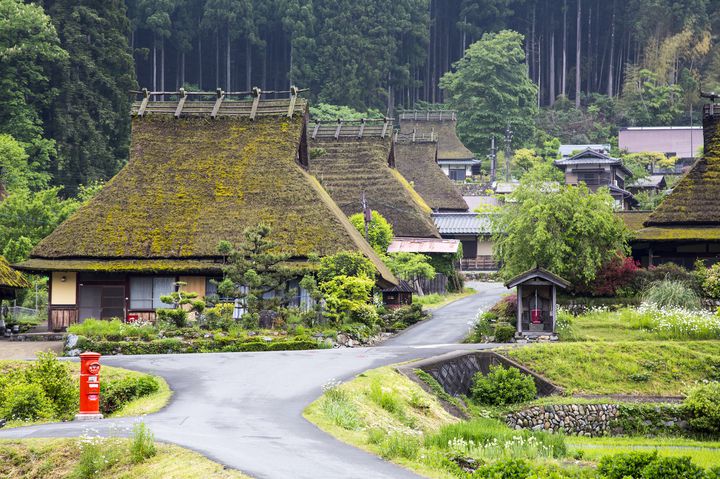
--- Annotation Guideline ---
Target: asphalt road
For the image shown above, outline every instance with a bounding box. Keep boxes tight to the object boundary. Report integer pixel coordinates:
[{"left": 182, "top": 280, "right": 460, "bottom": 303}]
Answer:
[
  {"left": 0, "top": 283, "right": 507, "bottom": 479},
  {"left": 382, "top": 282, "right": 507, "bottom": 346}
]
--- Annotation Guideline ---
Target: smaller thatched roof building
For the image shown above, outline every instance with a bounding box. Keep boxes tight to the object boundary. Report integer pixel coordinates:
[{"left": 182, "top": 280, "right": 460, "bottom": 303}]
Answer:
[
  {"left": 0, "top": 256, "right": 30, "bottom": 299},
  {"left": 393, "top": 133, "right": 468, "bottom": 212},
  {"left": 631, "top": 102, "right": 720, "bottom": 267},
  {"left": 308, "top": 120, "right": 440, "bottom": 238}
]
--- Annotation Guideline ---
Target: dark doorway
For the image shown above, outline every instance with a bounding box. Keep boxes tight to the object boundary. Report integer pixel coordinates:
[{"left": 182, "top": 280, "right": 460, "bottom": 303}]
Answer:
[{"left": 78, "top": 284, "right": 126, "bottom": 321}]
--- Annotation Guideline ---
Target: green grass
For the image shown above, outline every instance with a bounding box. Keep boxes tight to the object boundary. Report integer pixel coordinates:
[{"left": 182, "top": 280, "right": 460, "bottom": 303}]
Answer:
[
  {"left": 414, "top": 288, "right": 475, "bottom": 310},
  {"left": 503, "top": 341, "right": 720, "bottom": 395},
  {"left": 568, "top": 436, "right": 720, "bottom": 468},
  {"left": 0, "top": 438, "right": 250, "bottom": 479}
]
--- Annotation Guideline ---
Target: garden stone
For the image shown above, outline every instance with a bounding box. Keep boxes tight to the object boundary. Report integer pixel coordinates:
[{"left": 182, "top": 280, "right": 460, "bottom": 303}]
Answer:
[
  {"left": 66, "top": 333, "right": 78, "bottom": 349},
  {"left": 0, "top": 418, "right": 5, "bottom": 428},
  {"left": 66, "top": 349, "right": 81, "bottom": 357}
]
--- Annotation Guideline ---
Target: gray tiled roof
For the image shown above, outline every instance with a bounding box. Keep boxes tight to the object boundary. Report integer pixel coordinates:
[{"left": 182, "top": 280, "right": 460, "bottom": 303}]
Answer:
[{"left": 432, "top": 212, "right": 493, "bottom": 235}]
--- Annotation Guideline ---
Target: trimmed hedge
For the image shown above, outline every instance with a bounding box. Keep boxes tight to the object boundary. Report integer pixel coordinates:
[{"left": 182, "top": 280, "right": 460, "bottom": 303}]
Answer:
[{"left": 73, "top": 336, "right": 320, "bottom": 355}]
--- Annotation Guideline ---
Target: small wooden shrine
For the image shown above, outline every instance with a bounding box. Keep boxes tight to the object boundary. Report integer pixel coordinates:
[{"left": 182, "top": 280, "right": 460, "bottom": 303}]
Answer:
[{"left": 505, "top": 267, "right": 570, "bottom": 337}]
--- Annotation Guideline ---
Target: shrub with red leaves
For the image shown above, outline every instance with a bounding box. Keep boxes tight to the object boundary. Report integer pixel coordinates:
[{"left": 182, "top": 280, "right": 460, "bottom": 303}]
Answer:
[
  {"left": 590, "top": 255, "right": 640, "bottom": 297},
  {"left": 489, "top": 294, "right": 518, "bottom": 320}
]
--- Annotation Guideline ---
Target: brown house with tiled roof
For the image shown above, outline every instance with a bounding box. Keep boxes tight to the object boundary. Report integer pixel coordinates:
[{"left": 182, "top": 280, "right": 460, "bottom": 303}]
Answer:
[
  {"left": 308, "top": 120, "right": 440, "bottom": 238},
  {"left": 393, "top": 132, "right": 468, "bottom": 212},
  {"left": 17, "top": 90, "right": 397, "bottom": 330},
  {"left": 398, "top": 110, "right": 477, "bottom": 181},
  {"left": 631, "top": 102, "right": 720, "bottom": 267}
]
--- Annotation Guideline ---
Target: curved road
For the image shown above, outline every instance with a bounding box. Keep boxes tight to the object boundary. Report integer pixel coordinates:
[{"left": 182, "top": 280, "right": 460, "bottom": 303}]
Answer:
[{"left": 0, "top": 283, "right": 506, "bottom": 479}]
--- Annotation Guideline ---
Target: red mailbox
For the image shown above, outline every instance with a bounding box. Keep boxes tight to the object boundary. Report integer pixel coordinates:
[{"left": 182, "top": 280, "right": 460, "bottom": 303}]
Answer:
[
  {"left": 76, "top": 352, "right": 103, "bottom": 420},
  {"left": 530, "top": 309, "right": 543, "bottom": 324}
]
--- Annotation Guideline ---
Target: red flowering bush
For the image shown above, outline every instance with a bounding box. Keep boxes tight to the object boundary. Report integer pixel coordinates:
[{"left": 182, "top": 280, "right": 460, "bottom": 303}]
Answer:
[{"left": 489, "top": 294, "right": 517, "bottom": 321}]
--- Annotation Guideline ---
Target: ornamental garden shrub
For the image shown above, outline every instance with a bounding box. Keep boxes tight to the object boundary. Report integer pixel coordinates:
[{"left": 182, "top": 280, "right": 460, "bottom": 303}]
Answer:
[
  {"left": 597, "top": 451, "right": 659, "bottom": 479},
  {"left": 100, "top": 376, "right": 160, "bottom": 415},
  {"left": 643, "top": 280, "right": 702, "bottom": 309},
  {"left": 634, "top": 263, "right": 702, "bottom": 294},
  {"left": 683, "top": 382, "right": 720, "bottom": 434},
  {"left": 494, "top": 323, "right": 516, "bottom": 343},
  {"left": 599, "top": 452, "right": 706, "bottom": 479},
  {"left": 0, "top": 382, "right": 54, "bottom": 421},
  {"left": 641, "top": 456, "right": 705, "bottom": 479},
  {"left": 490, "top": 295, "right": 517, "bottom": 321},
  {"left": 470, "top": 365, "right": 537, "bottom": 406},
  {"left": 588, "top": 255, "right": 641, "bottom": 297},
  {"left": 702, "top": 263, "right": 720, "bottom": 299}
]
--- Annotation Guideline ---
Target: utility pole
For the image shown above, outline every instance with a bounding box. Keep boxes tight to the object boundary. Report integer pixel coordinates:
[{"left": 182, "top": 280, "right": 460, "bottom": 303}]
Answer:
[
  {"left": 504, "top": 124, "right": 513, "bottom": 182},
  {"left": 489, "top": 136, "right": 497, "bottom": 182}
]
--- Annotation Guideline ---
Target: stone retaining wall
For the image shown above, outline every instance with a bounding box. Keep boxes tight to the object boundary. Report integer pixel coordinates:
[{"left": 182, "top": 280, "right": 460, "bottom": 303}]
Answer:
[{"left": 506, "top": 403, "right": 689, "bottom": 437}]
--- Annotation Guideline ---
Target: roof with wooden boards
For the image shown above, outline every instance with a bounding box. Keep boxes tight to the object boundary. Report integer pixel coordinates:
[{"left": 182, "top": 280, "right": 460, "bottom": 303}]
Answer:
[
  {"left": 398, "top": 110, "right": 475, "bottom": 161},
  {"left": 0, "top": 256, "right": 30, "bottom": 290},
  {"left": 21, "top": 89, "right": 397, "bottom": 286},
  {"left": 635, "top": 103, "right": 720, "bottom": 242},
  {"left": 393, "top": 134, "right": 468, "bottom": 211},
  {"left": 308, "top": 121, "right": 440, "bottom": 239}
]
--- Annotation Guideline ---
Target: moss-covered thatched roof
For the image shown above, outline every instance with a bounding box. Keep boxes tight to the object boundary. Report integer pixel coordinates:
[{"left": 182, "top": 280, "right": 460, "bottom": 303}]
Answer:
[
  {"left": 398, "top": 111, "right": 475, "bottom": 161},
  {"left": 0, "top": 256, "right": 30, "bottom": 289},
  {"left": 26, "top": 100, "right": 396, "bottom": 285},
  {"left": 308, "top": 135, "right": 440, "bottom": 238},
  {"left": 394, "top": 140, "right": 468, "bottom": 211},
  {"left": 633, "top": 227, "right": 720, "bottom": 242},
  {"left": 645, "top": 116, "right": 720, "bottom": 227},
  {"left": 616, "top": 211, "right": 652, "bottom": 232}
]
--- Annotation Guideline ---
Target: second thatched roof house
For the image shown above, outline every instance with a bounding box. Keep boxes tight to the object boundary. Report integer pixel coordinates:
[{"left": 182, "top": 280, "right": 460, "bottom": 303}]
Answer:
[
  {"left": 17, "top": 90, "right": 396, "bottom": 330},
  {"left": 393, "top": 132, "right": 468, "bottom": 212},
  {"left": 631, "top": 102, "right": 720, "bottom": 268},
  {"left": 398, "top": 110, "right": 477, "bottom": 181},
  {"left": 0, "top": 256, "right": 30, "bottom": 300},
  {"left": 308, "top": 120, "right": 440, "bottom": 238}
]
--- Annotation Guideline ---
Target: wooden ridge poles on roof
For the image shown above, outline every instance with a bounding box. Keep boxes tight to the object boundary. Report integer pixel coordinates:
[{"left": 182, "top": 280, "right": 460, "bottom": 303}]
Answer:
[
  {"left": 130, "top": 86, "right": 309, "bottom": 119},
  {"left": 310, "top": 117, "right": 394, "bottom": 140}
]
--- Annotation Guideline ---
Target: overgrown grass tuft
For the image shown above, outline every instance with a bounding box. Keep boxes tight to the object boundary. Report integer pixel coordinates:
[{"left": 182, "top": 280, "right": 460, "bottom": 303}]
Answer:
[{"left": 320, "top": 380, "right": 362, "bottom": 430}]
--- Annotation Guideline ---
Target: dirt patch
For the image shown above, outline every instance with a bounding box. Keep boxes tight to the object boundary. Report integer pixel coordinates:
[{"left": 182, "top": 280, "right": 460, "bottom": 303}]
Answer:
[{"left": 0, "top": 340, "right": 63, "bottom": 360}]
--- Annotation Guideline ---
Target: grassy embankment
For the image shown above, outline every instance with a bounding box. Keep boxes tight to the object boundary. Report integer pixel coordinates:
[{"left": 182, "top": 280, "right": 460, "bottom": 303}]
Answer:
[
  {"left": 0, "top": 438, "right": 250, "bottom": 479},
  {"left": 414, "top": 287, "right": 476, "bottom": 310}
]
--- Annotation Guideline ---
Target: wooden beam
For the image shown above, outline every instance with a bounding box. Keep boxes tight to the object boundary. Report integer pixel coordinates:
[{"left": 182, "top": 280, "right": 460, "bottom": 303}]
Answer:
[
  {"left": 312, "top": 121, "right": 320, "bottom": 140},
  {"left": 137, "top": 88, "right": 150, "bottom": 116},
  {"left": 357, "top": 118, "right": 365, "bottom": 138},
  {"left": 174, "top": 88, "right": 187, "bottom": 118},
  {"left": 211, "top": 88, "right": 225, "bottom": 118},
  {"left": 249, "top": 87, "right": 262, "bottom": 120},
  {"left": 334, "top": 119, "right": 342, "bottom": 140},
  {"left": 516, "top": 285, "right": 523, "bottom": 334},
  {"left": 287, "top": 86, "right": 298, "bottom": 117},
  {"left": 381, "top": 118, "right": 389, "bottom": 138}
]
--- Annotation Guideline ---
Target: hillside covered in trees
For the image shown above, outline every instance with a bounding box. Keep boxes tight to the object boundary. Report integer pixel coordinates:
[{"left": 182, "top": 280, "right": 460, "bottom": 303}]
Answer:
[{"left": 1, "top": 0, "right": 720, "bottom": 213}]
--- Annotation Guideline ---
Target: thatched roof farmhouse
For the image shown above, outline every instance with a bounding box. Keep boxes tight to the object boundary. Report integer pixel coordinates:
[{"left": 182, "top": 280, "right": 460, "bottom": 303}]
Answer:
[
  {"left": 18, "top": 90, "right": 396, "bottom": 330},
  {"left": 308, "top": 120, "right": 440, "bottom": 238}
]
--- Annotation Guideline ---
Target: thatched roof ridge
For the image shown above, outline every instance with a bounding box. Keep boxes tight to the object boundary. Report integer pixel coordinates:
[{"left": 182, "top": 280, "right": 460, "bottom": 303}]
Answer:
[
  {"left": 28, "top": 104, "right": 396, "bottom": 285},
  {"left": 0, "top": 256, "right": 30, "bottom": 289},
  {"left": 308, "top": 136, "right": 440, "bottom": 238},
  {"left": 645, "top": 113, "right": 720, "bottom": 227},
  {"left": 615, "top": 211, "right": 652, "bottom": 232},
  {"left": 394, "top": 141, "right": 468, "bottom": 211},
  {"left": 398, "top": 110, "right": 474, "bottom": 161}
]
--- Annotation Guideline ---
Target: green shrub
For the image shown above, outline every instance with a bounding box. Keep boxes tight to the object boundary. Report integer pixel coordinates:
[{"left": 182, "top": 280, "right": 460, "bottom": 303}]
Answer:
[
  {"left": 494, "top": 322, "right": 516, "bottom": 343},
  {"left": 642, "top": 456, "right": 705, "bottom": 479},
  {"left": 468, "top": 312, "right": 496, "bottom": 342},
  {"left": 489, "top": 295, "right": 517, "bottom": 321},
  {"left": 73, "top": 438, "right": 120, "bottom": 479},
  {"left": 25, "top": 351, "right": 77, "bottom": 420},
  {"left": 156, "top": 308, "right": 188, "bottom": 328},
  {"left": 702, "top": 263, "right": 720, "bottom": 299},
  {"left": 320, "top": 383, "right": 362, "bottom": 430},
  {"left": 130, "top": 423, "right": 157, "bottom": 464},
  {"left": 642, "top": 280, "right": 701, "bottom": 309},
  {"left": 598, "top": 451, "right": 658, "bottom": 479},
  {"left": 472, "top": 459, "right": 533, "bottom": 478},
  {"left": 634, "top": 263, "right": 701, "bottom": 293},
  {"left": 683, "top": 382, "right": 720, "bottom": 434},
  {"left": 470, "top": 365, "right": 536, "bottom": 406},
  {"left": 100, "top": 376, "right": 159, "bottom": 415},
  {"left": 350, "top": 303, "right": 379, "bottom": 327},
  {"left": 67, "top": 319, "right": 155, "bottom": 341},
  {"left": 0, "top": 381, "right": 54, "bottom": 421},
  {"left": 377, "top": 433, "right": 420, "bottom": 460},
  {"left": 380, "top": 304, "right": 426, "bottom": 328},
  {"left": 366, "top": 428, "right": 386, "bottom": 445}
]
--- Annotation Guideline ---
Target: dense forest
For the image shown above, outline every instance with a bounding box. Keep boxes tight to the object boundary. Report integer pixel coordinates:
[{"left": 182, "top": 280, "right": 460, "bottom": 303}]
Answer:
[{"left": 2, "top": 0, "right": 720, "bottom": 200}]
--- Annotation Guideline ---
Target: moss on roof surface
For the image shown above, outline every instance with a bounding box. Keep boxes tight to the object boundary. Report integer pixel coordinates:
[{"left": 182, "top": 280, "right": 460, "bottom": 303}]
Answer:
[
  {"left": 633, "top": 227, "right": 720, "bottom": 241},
  {"left": 308, "top": 136, "right": 440, "bottom": 238},
  {"left": 615, "top": 211, "right": 652, "bottom": 232},
  {"left": 645, "top": 117, "right": 720, "bottom": 226},
  {"left": 29, "top": 111, "right": 396, "bottom": 284},
  {"left": 0, "top": 256, "right": 30, "bottom": 289},
  {"left": 394, "top": 142, "right": 468, "bottom": 211},
  {"left": 399, "top": 118, "right": 475, "bottom": 161}
]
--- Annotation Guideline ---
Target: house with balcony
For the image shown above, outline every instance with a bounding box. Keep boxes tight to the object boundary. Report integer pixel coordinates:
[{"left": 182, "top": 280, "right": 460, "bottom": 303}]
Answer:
[{"left": 554, "top": 149, "right": 637, "bottom": 210}]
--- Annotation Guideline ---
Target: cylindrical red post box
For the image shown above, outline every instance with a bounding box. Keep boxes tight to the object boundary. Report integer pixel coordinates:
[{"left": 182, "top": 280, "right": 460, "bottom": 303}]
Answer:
[{"left": 75, "top": 352, "right": 103, "bottom": 420}]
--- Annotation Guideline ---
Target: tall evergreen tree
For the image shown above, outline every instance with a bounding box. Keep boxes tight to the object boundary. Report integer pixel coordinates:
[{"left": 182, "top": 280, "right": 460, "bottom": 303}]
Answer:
[{"left": 42, "top": 0, "right": 137, "bottom": 193}]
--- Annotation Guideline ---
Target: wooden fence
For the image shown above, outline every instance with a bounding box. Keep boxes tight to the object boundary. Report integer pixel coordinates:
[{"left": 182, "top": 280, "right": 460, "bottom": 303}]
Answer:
[{"left": 418, "top": 274, "right": 448, "bottom": 295}]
